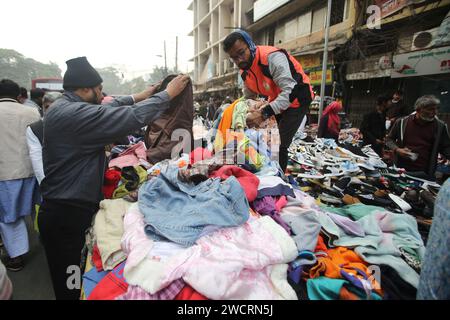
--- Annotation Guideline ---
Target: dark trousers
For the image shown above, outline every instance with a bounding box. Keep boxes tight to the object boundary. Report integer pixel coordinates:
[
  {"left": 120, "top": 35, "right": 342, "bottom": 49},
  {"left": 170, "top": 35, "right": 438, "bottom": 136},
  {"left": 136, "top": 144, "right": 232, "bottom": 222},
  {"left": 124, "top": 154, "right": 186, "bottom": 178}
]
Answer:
[
  {"left": 276, "top": 106, "right": 309, "bottom": 172},
  {"left": 38, "top": 200, "right": 97, "bottom": 300}
]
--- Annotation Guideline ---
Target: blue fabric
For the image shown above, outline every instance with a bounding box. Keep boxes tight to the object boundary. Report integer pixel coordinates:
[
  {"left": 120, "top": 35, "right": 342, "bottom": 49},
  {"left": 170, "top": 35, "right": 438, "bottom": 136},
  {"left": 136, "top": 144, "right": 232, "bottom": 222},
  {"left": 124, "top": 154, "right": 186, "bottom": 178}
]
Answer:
[
  {"left": 0, "top": 177, "right": 39, "bottom": 223},
  {"left": 245, "top": 129, "right": 271, "bottom": 158},
  {"left": 417, "top": 179, "right": 450, "bottom": 300},
  {"left": 288, "top": 265, "right": 303, "bottom": 284},
  {"left": 83, "top": 267, "right": 108, "bottom": 299},
  {"left": 257, "top": 185, "right": 295, "bottom": 199},
  {"left": 235, "top": 30, "right": 257, "bottom": 60},
  {"left": 139, "top": 166, "right": 250, "bottom": 247},
  {"left": 255, "top": 160, "right": 283, "bottom": 178},
  {"left": 288, "top": 175, "right": 299, "bottom": 188}
]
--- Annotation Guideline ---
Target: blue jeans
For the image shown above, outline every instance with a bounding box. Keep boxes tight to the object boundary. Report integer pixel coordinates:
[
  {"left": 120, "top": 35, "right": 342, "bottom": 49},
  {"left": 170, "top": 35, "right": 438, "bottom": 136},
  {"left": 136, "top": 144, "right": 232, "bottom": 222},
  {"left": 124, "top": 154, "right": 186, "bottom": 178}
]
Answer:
[{"left": 139, "top": 166, "right": 250, "bottom": 247}]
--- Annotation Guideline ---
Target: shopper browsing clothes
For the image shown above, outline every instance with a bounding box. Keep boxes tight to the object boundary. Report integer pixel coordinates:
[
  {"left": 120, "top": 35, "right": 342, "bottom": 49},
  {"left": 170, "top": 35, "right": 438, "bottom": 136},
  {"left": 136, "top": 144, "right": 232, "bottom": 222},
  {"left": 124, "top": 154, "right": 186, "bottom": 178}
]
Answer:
[
  {"left": 223, "top": 30, "right": 314, "bottom": 172},
  {"left": 38, "top": 56, "right": 190, "bottom": 300}
]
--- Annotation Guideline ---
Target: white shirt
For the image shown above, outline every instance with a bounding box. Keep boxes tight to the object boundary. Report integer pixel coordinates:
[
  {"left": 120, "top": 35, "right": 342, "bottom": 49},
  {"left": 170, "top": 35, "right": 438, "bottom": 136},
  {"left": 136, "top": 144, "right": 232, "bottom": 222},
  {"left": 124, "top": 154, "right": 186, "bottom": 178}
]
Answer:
[{"left": 25, "top": 126, "right": 45, "bottom": 185}]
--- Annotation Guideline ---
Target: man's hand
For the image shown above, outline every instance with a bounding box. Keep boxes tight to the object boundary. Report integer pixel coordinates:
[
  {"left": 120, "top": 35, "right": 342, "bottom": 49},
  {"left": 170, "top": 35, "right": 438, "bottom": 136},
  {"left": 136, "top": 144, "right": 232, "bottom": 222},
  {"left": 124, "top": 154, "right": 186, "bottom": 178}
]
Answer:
[
  {"left": 166, "top": 75, "right": 191, "bottom": 100},
  {"left": 396, "top": 147, "right": 412, "bottom": 158},
  {"left": 246, "top": 110, "right": 265, "bottom": 128},
  {"left": 248, "top": 100, "right": 267, "bottom": 112},
  {"left": 376, "top": 138, "right": 385, "bottom": 145},
  {"left": 133, "top": 82, "right": 161, "bottom": 102}
]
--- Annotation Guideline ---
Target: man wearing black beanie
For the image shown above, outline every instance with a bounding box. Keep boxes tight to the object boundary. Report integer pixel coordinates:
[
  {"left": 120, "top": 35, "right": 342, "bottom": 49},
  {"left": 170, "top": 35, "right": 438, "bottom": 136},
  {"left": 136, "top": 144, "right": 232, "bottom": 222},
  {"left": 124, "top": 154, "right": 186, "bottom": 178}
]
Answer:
[{"left": 38, "top": 56, "right": 190, "bottom": 300}]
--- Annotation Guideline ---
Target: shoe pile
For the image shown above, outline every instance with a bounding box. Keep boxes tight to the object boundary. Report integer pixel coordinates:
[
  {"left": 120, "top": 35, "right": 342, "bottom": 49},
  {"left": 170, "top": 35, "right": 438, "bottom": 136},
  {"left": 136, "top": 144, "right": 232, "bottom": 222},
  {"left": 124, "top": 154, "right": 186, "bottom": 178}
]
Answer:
[
  {"left": 287, "top": 136, "right": 442, "bottom": 244},
  {"left": 288, "top": 138, "right": 388, "bottom": 180}
]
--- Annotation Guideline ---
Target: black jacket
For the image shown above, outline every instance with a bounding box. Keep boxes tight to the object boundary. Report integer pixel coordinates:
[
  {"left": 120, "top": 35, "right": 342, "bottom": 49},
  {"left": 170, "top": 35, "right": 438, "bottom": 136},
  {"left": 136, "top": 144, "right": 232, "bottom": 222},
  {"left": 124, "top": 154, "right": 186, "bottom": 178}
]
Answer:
[
  {"left": 41, "top": 91, "right": 170, "bottom": 206},
  {"left": 360, "top": 110, "right": 386, "bottom": 146}
]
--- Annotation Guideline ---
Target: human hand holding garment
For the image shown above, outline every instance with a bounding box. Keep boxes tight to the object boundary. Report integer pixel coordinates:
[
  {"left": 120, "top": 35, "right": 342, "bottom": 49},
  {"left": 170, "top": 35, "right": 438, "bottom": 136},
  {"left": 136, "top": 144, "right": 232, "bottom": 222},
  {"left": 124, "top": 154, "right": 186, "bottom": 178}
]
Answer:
[
  {"left": 246, "top": 110, "right": 265, "bottom": 128},
  {"left": 166, "top": 75, "right": 191, "bottom": 100},
  {"left": 132, "top": 82, "right": 161, "bottom": 102}
]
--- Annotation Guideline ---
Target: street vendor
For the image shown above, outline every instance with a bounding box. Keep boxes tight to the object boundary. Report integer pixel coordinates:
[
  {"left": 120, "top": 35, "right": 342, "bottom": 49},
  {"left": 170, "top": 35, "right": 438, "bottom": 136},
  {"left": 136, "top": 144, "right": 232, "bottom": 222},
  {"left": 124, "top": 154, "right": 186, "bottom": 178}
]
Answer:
[
  {"left": 223, "top": 30, "right": 314, "bottom": 172},
  {"left": 38, "top": 56, "right": 190, "bottom": 300}
]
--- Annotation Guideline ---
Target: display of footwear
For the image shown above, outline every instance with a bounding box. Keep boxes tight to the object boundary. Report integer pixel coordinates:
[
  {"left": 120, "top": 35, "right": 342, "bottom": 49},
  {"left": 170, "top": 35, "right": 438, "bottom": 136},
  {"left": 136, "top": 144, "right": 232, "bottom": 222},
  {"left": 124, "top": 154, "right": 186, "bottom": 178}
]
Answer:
[
  {"left": 323, "top": 165, "right": 344, "bottom": 177},
  {"left": 356, "top": 193, "right": 394, "bottom": 207},
  {"left": 340, "top": 161, "right": 361, "bottom": 174},
  {"left": 356, "top": 160, "right": 376, "bottom": 171},
  {"left": 379, "top": 168, "right": 401, "bottom": 178},
  {"left": 319, "top": 193, "right": 343, "bottom": 205},
  {"left": 333, "top": 176, "right": 351, "bottom": 192},
  {"left": 342, "top": 194, "right": 361, "bottom": 205},
  {"left": 388, "top": 194, "right": 412, "bottom": 212},
  {"left": 291, "top": 152, "right": 315, "bottom": 167},
  {"left": 296, "top": 168, "right": 325, "bottom": 179},
  {"left": 420, "top": 190, "right": 436, "bottom": 209},
  {"left": 361, "top": 167, "right": 381, "bottom": 178},
  {"left": 368, "top": 157, "right": 388, "bottom": 169}
]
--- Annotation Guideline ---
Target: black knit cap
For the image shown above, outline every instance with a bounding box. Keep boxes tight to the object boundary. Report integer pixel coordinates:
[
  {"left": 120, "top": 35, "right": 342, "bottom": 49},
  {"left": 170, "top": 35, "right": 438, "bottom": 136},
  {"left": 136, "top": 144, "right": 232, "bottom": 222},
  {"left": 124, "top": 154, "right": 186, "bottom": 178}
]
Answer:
[{"left": 63, "top": 56, "right": 103, "bottom": 89}]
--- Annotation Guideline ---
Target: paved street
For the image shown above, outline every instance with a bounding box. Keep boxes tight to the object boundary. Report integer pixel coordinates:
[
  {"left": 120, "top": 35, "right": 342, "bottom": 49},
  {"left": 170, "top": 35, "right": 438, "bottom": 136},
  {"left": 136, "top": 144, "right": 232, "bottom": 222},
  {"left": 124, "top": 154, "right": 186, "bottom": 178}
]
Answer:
[{"left": 1, "top": 216, "right": 55, "bottom": 300}]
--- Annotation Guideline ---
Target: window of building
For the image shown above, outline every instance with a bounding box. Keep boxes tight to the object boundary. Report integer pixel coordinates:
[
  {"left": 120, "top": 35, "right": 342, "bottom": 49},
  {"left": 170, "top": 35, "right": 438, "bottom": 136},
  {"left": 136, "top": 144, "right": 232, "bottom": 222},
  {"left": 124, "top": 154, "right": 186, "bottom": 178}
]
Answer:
[
  {"left": 312, "top": 6, "right": 326, "bottom": 33},
  {"left": 330, "top": 0, "right": 346, "bottom": 26}
]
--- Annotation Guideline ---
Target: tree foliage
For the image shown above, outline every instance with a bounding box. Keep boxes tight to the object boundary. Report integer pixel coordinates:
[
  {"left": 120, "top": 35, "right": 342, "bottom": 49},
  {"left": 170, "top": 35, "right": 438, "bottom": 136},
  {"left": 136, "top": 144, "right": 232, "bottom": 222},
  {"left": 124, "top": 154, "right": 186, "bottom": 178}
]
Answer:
[
  {"left": 0, "top": 48, "right": 180, "bottom": 95},
  {"left": 0, "top": 49, "right": 62, "bottom": 89}
]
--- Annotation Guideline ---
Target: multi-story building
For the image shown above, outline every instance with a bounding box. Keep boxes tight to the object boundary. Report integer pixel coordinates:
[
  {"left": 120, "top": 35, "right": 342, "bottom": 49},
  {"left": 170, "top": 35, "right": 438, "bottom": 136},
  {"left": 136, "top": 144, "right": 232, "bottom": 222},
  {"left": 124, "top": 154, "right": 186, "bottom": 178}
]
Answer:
[{"left": 188, "top": 0, "right": 256, "bottom": 98}]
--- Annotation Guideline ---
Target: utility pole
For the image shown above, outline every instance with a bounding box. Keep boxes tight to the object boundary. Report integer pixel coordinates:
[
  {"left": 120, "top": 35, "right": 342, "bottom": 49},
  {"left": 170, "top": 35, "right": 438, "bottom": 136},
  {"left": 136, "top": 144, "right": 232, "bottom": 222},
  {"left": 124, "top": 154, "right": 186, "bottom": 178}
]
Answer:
[
  {"left": 164, "top": 40, "right": 168, "bottom": 77},
  {"left": 175, "top": 36, "right": 178, "bottom": 73},
  {"left": 318, "top": 0, "right": 332, "bottom": 124}
]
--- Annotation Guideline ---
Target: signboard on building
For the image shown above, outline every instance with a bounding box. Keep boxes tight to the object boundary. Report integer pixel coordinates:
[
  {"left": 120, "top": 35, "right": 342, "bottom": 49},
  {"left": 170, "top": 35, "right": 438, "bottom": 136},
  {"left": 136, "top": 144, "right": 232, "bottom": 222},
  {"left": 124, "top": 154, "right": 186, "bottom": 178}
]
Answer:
[
  {"left": 374, "top": 0, "right": 425, "bottom": 19},
  {"left": 254, "top": 0, "right": 290, "bottom": 22},
  {"left": 308, "top": 69, "right": 333, "bottom": 86},
  {"left": 346, "top": 53, "right": 393, "bottom": 80},
  {"left": 392, "top": 46, "right": 450, "bottom": 78},
  {"left": 295, "top": 55, "right": 333, "bottom": 86}
]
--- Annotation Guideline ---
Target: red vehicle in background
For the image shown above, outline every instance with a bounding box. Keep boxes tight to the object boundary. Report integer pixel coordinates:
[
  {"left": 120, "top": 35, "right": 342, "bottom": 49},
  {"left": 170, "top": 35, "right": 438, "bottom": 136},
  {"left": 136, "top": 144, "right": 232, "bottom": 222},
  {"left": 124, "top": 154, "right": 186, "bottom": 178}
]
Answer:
[{"left": 31, "top": 78, "right": 63, "bottom": 92}]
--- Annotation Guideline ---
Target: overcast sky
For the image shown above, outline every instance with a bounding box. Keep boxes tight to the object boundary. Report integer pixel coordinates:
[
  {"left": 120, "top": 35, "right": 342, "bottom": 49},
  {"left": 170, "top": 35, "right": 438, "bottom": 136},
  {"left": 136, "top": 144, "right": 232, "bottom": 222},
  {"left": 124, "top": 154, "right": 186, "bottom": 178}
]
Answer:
[{"left": 1, "top": 0, "right": 194, "bottom": 79}]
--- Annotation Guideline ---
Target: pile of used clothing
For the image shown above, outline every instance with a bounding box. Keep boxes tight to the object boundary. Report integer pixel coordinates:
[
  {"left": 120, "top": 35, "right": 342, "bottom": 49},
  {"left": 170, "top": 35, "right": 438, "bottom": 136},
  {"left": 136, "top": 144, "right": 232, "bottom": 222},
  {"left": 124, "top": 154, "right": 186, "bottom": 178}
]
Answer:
[{"left": 80, "top": 99, "right": 439, "bottom": 300}]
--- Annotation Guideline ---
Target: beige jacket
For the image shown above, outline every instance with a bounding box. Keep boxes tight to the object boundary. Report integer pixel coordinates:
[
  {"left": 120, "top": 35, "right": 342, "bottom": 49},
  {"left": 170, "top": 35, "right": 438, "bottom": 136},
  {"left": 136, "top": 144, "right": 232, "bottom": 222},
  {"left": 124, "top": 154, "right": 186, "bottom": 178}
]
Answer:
[
  {"left": 0, "top": 98, "right": 40, "bottom": 181},
  {"left": 94, "top": 199, "right": 133, "bottom": 271}
]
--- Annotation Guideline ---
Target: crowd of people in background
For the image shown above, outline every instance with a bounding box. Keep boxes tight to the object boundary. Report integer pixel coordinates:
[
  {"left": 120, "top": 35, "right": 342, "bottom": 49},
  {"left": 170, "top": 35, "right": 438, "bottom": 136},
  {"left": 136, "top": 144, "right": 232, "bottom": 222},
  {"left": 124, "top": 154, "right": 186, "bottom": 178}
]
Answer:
[{"left": 0, "top": 58, "right": 190, "bottom": 300}]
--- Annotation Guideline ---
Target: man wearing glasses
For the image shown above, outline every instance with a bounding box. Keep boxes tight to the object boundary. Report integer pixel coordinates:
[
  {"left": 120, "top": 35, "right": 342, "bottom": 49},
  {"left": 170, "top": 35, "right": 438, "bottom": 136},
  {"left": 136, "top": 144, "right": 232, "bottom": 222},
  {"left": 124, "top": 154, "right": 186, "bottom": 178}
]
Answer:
[{"left": 223, "top": 30, "right": 314, "bottom": 172}]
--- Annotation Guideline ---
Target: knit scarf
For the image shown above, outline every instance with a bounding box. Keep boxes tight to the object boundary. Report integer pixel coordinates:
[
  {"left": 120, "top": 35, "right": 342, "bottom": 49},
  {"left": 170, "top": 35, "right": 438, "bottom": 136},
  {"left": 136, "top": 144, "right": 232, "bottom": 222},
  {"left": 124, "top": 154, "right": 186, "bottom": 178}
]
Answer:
[{"left": 235, "top": 30, "right": 257, "bottom": 61}]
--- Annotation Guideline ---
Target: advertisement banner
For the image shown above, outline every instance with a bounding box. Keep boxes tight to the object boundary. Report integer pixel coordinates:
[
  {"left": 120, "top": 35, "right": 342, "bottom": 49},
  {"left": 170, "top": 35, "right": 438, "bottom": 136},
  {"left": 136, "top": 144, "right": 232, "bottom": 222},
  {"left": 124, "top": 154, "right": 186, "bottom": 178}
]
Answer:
[
  {"left": 295, "top": 55, "right": 333, "bottom": 86},
  {"left": 392, "top": 46, "right": 450, "bottom": 78},
  {"left": 309, "top": 69, "right": 333, "bottom": 86},
  {"left": 374, "top": 0, "right": 425, "bottom": 19}
]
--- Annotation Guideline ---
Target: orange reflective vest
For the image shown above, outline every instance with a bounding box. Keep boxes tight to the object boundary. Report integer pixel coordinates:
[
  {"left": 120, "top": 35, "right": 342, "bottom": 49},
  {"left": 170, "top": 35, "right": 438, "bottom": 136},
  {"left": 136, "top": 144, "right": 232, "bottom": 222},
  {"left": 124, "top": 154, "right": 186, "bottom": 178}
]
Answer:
[{"left": 241, "top": 46, "right": 314, "bottom": 109}]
